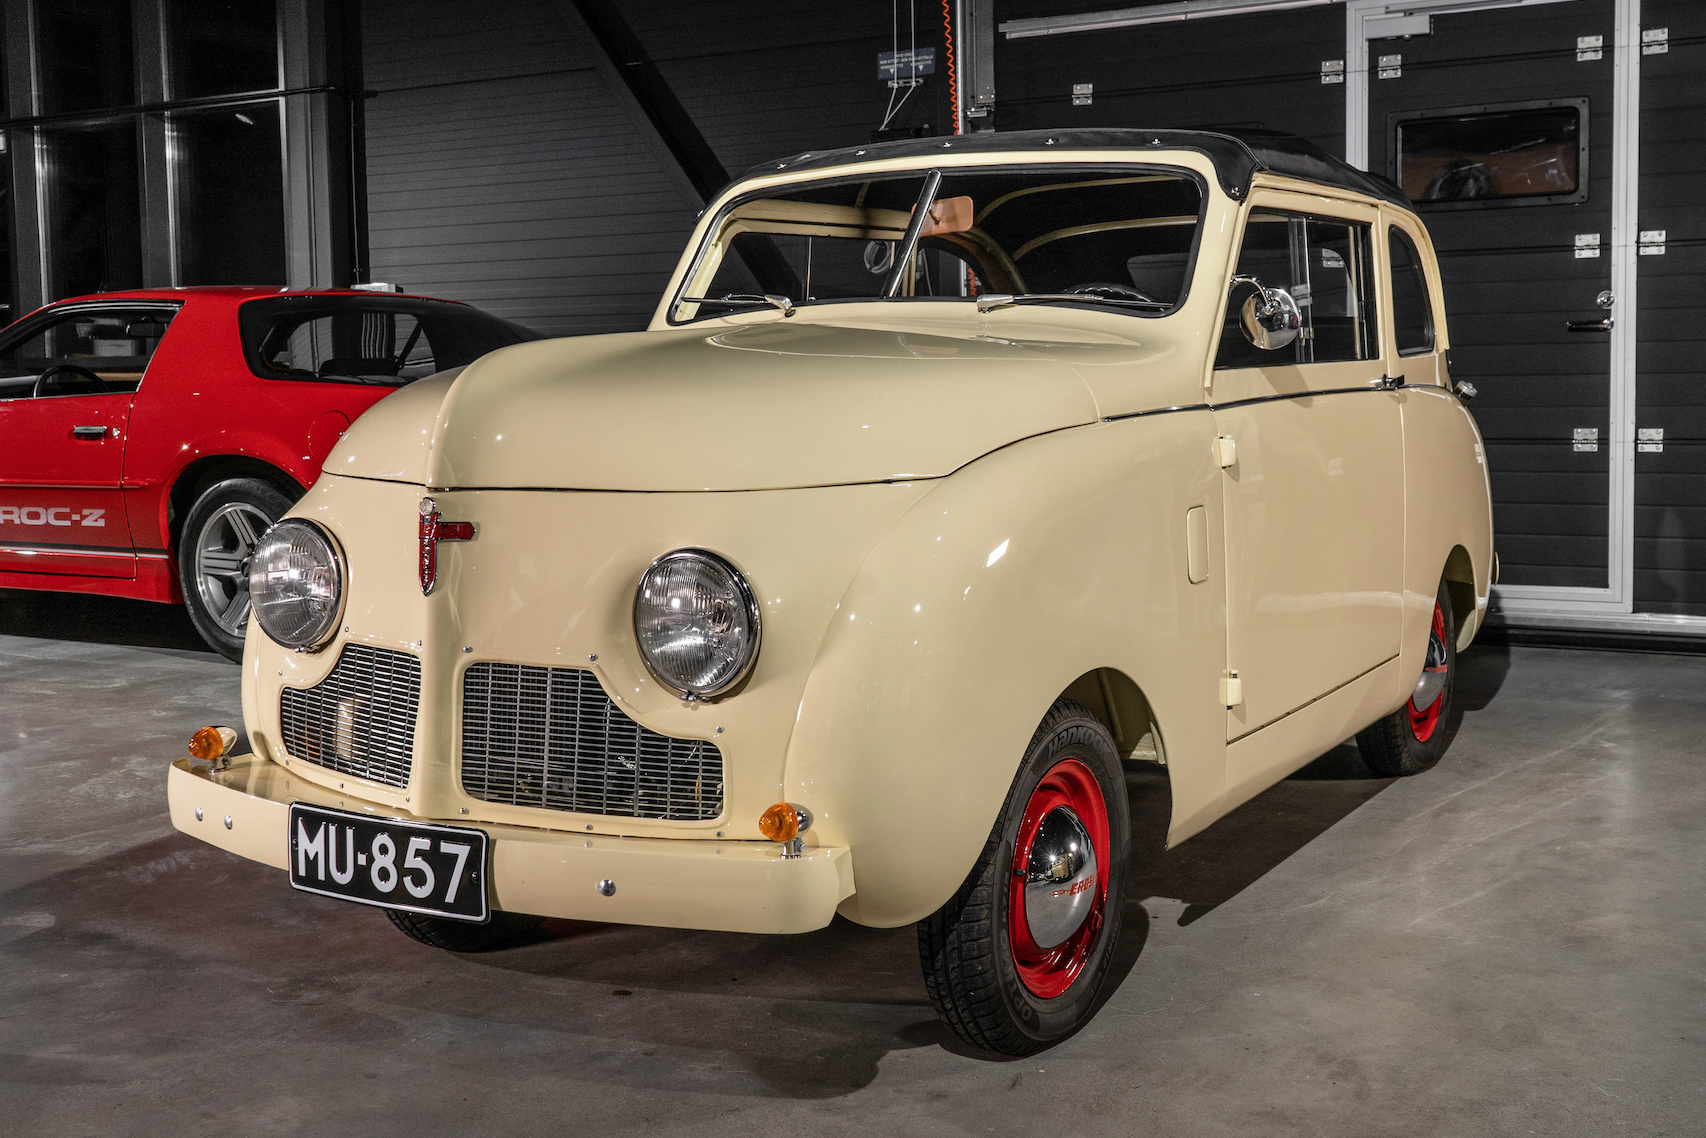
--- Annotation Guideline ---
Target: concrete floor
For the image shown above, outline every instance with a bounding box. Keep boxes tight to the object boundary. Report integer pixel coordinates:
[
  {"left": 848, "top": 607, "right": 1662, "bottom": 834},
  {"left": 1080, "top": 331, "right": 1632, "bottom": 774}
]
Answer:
[{"left": 2, "top": 590, "right": 1703, "bottom": 1137}]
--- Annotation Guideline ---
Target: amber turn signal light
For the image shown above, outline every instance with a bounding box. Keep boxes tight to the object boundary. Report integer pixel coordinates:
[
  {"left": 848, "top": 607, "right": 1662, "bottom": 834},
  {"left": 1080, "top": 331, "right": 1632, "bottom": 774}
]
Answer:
[
  {"left": 188, "top": 725, "right": 239, "bottom": 765},
  {"left": 758, "top": 801, "right": 802, "bottom": 842}
]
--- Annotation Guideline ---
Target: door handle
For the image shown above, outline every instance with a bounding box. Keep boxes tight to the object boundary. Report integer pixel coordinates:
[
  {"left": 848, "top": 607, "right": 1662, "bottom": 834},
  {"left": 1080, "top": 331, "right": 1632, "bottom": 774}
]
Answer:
[
  {"left": 1567, "top": 318, "right": 1614, "bottom": 332},
  {"left": 71, "top": 425, "right": 108, "bottom": 439}
]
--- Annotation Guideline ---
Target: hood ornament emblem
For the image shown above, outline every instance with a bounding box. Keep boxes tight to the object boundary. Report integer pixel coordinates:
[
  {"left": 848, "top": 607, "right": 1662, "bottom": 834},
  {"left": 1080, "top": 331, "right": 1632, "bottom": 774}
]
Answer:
[{"left": 419, "top": 497, "right": 475, "bottom": 595}]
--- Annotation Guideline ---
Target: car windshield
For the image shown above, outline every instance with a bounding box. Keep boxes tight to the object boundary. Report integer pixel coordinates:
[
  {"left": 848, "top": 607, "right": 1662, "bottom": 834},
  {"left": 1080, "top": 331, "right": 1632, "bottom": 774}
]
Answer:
[
  {"left": 671, "top": 165, "right": 1204, "bottom": 323},
  {"left": 239, "top": 295, "right": 538, "bottom": 385}
]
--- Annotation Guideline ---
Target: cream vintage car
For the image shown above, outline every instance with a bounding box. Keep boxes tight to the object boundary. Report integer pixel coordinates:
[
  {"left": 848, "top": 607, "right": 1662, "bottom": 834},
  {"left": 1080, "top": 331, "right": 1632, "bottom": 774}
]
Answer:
[{"left": 167, "top": 128, "right": 1492, "bottom": 1056}]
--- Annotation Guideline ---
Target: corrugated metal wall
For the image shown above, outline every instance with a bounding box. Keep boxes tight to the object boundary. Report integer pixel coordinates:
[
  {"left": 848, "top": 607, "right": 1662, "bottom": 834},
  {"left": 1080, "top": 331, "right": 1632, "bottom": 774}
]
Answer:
[
  {"left": 361, "top": 0, "right": 697, "bottom": 336},
  {"left": 1634, "top": 0, "right": 1706, "bottom": 614},
  {"left": 361, "top": 0, "right": 940, "bottom": 335}
]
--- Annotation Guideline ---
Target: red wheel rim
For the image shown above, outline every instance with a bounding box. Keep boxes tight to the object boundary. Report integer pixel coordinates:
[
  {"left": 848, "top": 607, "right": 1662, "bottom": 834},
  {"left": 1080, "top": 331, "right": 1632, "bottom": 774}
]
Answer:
[
  {"left": 1007, "top": 758, "right": 1111, "bottom": 999},
  {"left": 1409, "top": 601, "right": 1449, "bottom": 743}
]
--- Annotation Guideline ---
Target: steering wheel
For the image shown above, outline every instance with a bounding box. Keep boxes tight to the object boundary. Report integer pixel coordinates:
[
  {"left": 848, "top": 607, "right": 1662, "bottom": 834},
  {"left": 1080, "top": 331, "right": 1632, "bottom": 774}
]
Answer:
[
  {"left": 32, "top": 364, "right": 108, "bottom": 398},
  {"left": 1065, "top": 282, "right": 1161, "bottom": 304}
]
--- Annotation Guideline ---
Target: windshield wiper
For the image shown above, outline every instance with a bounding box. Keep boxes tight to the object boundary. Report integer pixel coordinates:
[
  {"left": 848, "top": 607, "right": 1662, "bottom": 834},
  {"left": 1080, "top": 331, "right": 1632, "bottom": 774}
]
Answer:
[
  {"left": 680, "top": 293, "right": 795, "bottom": 316},
  {"left": 975, "top": 293, "right": 1170, "bottom": 314}
]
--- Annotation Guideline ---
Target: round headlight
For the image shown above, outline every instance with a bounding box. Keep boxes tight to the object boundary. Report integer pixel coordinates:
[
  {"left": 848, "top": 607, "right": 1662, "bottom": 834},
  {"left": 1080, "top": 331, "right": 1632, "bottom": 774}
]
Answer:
[
  {"left": 633, "top": 549, "right": 760, "bottom": 698},
  {"left": 248, "top": 519, "right": 343, "bottom": 651}
]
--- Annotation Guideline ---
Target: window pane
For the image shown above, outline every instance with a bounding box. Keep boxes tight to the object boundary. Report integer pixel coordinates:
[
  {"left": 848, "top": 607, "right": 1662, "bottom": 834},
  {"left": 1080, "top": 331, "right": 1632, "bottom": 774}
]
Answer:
[
  {"left": 238, "top": 297, "right": 536, "bottom": 384},
  {"left": 40, "top": 125, "right": 144, "bottom": 300},
  {"left": 0, "top": 306, "right": 176, "bottom": 399},
  {"left": 1397, "top": 105, "right": 1582, "bottom": 204},
  {"left": 1216, "top": 212, "right": 1376, "bottom": 369},
  {"left": 38, "top": 0, "right": 136, "bottom": 114},
  {"left": 171, "top": 105, "right": 285, "bottom": 285},
  {"left": 1389, "top": 228, "right": 1434, "bottom": 355},
  {"left": 169, "top": 0, "right": 279, "bottom": 98}
]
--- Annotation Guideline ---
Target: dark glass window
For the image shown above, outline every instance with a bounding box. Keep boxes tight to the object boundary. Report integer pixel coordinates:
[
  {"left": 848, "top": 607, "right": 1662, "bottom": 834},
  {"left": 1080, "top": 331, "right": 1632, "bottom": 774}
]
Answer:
[
  {"left": 1389, "top": 228, "right": 1434, "bottom": 356},
  {"left": 1216, "top": 212, "right": 1376, "bottom": 369},
  {"left": 38, "top": 0, "right": 137, "bottom": 114},
  {"left": 171, "top": 105, "right": 286, "bottom": 285},
  {"left": 40, "top": 124, "right": 145, "bottom": 299},
  {"left": 239, "top": 296, "right": 537, "bottom": 385},
  {"left": 0, "top": 304, "right": 177, "bottom": 399},
  {"left": 169, "top": 0, "right": 280, "bottom": 98},
  {"left": 1396, "top": 104, "right": 1584, "bottom": 205}
]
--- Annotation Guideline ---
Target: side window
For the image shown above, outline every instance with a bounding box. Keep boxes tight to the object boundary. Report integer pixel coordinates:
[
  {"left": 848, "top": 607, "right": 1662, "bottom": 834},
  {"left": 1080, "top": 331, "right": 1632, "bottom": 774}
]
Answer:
[
  {"left": 259, "top": 311, "right": 437, "bottom": 382},
  {"left": 0, "top": 306, "right": 177, "bottom": 399},
  {"left": 1215, "top": 211, "right": 1377, "bottom": 370},
  {"left": 1388, "top": 227, "right": 1435, "bottom": 355}
]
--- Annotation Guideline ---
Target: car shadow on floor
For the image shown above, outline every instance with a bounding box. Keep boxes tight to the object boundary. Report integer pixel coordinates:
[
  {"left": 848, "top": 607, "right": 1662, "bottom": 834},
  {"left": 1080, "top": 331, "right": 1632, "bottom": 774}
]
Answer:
[
  {"left": 0, "top": 588, "right": 212, "bottom": 653},
  {"left": 2, "top": 646, "right": 1518, "bottom": 1102}
]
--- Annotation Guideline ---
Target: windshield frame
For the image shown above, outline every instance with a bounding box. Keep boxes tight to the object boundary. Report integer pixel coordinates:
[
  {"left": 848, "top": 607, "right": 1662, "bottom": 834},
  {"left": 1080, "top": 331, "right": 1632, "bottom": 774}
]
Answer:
[{"left": 666, "top": 161, "right": 1211, "bottom": 327}]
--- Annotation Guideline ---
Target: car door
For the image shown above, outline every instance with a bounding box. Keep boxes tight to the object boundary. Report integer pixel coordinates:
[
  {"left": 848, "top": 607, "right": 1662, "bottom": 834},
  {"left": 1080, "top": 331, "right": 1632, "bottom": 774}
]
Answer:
[
  {"left": 1209, "top": 194, "right": 1405, "bottom": 768},
  {"left": 0, "top": 304, "right": 177, "bottom": 578}
]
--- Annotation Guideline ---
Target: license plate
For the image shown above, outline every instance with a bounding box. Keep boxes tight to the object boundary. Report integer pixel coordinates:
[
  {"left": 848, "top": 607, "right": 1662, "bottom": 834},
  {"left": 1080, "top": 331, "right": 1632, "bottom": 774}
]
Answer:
[{"left": 287, "top": 803, "right": 490, "bottom": 923}]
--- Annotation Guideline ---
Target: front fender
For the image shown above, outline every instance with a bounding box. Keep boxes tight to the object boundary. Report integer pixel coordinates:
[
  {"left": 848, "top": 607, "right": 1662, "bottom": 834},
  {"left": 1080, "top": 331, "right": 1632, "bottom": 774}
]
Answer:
[{"left": 784, "top": 414, "right": 1229, "bottom": 927}]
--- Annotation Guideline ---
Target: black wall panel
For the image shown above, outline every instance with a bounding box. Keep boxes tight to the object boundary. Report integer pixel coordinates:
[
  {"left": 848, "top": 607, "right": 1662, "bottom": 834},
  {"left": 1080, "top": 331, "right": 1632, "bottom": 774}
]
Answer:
[
  {"left": 1633, "top": 0, "right": 1706, "bottom": 613},
  {"left": 625, "top": 3, "right": 945, "bottom": 176},
  {"left": 362, "top": 0, "right": 698, "bottom": 336},
  {"left": 994, "top": 4, "right": 1345, "bottom": 156}
]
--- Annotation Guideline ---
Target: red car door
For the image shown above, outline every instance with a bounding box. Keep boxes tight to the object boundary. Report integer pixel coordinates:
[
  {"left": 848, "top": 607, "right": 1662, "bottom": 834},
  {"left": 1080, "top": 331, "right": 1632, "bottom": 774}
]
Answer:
[{"left": 0, "top": 303, "right": 177, "bottom": 578}]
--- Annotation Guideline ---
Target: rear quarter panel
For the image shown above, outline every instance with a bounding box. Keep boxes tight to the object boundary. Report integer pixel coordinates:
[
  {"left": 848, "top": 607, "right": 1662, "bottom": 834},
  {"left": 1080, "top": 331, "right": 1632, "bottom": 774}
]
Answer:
[{"left": 121, "top": 296, "right": 394, "bottom": 556}]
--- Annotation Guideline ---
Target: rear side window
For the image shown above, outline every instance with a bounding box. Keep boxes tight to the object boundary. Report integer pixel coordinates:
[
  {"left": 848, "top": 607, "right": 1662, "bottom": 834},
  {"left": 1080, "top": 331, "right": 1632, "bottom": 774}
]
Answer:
[
  {"left": 1216, "top": 211, "right": 1377, "bottom": 369},
  {"left": 1388, "top": 227, "right": 1435, "bottom": 355},
  {"left": 239, "top": 296, "right": 536, "bottom": 385}
]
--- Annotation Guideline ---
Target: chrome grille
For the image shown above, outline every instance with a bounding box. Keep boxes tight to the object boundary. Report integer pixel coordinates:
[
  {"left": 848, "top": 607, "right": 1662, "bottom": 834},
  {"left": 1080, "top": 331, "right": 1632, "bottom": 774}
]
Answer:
[
  {"left": 461, "top": 663, "right": 723, "bottom": 821},
  {"left": 279, "top": 644, "right": 421, "bottom": 788}
]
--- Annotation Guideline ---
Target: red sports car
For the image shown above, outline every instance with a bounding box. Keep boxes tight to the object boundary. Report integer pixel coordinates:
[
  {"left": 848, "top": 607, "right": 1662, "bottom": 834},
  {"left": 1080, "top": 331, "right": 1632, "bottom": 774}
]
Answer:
[{"left": 0, "top": 287, "right": 534, "bottom": 659}]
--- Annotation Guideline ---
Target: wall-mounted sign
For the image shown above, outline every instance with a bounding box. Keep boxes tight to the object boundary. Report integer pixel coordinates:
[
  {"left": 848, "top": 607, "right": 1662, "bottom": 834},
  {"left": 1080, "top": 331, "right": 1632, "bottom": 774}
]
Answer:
[{"left": 879, "top": 47, "right": 936, "bottom": 86}]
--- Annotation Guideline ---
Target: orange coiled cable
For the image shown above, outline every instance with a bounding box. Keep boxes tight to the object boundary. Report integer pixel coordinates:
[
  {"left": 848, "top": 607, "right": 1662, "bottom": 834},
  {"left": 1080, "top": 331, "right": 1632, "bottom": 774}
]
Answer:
[{"left": 943, "top": 0, "right": 959, "bottom": 134}]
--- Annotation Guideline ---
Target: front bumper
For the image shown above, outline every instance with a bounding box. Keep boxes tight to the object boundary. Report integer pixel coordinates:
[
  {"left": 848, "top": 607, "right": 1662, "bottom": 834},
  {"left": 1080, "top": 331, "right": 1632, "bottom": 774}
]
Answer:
[{"left": 167, "top": 753, "right": 854, "bottom": 935}]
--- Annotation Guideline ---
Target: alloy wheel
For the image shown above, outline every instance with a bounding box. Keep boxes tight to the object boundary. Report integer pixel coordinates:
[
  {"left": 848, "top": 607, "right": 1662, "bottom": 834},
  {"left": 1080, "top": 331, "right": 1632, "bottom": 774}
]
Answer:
[{"left": 192, "top": 502, "right": 271, "bottom": 637}]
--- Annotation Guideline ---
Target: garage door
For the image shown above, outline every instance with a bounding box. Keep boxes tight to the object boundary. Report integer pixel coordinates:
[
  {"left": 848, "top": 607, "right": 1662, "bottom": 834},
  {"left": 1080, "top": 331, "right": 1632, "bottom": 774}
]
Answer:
[{"left": 1366, "top": 0, "right": 1622, "bottom": 605}]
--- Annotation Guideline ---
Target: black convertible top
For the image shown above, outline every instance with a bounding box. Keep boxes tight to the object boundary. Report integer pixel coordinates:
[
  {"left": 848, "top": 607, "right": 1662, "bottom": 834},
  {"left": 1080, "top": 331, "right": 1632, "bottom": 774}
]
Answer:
[{"left": 740, "top": 128, "right": 1410, "bottom": 209}]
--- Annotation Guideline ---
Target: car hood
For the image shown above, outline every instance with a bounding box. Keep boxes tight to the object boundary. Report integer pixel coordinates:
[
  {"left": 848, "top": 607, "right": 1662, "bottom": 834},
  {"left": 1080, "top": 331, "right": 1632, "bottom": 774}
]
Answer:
[{"left": 327, "top": 317, "right": 1153, "bottom": 492}]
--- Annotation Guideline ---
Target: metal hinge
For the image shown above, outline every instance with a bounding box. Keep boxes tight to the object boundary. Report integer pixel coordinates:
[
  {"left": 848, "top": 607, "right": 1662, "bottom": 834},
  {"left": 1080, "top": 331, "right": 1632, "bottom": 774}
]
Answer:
[
  {"left": 1220, "top": 670, "right": 1243, "bottom": 708},
  {"left": 1574, "top": 428, "right": 1599, "bottom": 453},
  {"left": 1575, "top": 233, "right": 1601, "bottom": 259},
  {"left": 1377, "top": 53, "right": 1402, "bottom": 79},
  {"left": 1071, "top": 82, "right": 1093, "bottom": 106},
  {"left": 1320, "top": 59, "right": 1344, "bottom": 85},
  {"left": 1216, "top": 436, "right": 1237, "bottom": 469},
  {"left": 1577, "top": 34, "right": 1604, "bottom": 62},
  {"left": 1639, "top": 229, "right": 1667, "bottom": 256},
  {"left": 1638, "top": 427, "right": 1664, "bottom": 453},
  {"left": 1642, "top": 27, "right": 1669, "bottom": 55}
]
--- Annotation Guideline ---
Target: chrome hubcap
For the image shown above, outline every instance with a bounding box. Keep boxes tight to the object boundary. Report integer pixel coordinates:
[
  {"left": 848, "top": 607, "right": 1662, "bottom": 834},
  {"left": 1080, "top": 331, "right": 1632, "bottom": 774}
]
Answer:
[
  {"left": 193, "top": 503, "right": 271, "bottom": 636},
  {"left": 1022, "top": 806, "right": 1099, "bottom": 950},
  {"left": 1411, "top": 626, "right": 1449, "bottom": 712}
]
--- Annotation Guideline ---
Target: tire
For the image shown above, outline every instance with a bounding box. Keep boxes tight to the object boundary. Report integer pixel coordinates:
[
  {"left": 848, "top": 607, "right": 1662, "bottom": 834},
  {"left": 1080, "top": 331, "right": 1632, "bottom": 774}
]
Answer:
[
  {"left": 1356, "top": 579, "right": 1458, "bottom": 777},
  {"left": 385, "top": 908, "right": 545, "bottom": 953},
  {"left": 177, "top": 477, "right": 295, "bottom": 661},
  {"left": 917, "top": 698, "right": 1130, "bottom": 1056}
]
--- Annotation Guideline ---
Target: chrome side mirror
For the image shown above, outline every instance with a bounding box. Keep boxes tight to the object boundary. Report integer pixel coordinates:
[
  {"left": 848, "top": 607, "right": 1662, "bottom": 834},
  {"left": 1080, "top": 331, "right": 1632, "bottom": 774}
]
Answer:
[{"left": 1233, "top": 275, "right": 1302, "bottom": 351}]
